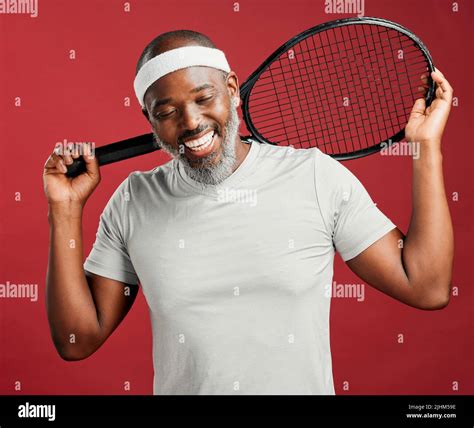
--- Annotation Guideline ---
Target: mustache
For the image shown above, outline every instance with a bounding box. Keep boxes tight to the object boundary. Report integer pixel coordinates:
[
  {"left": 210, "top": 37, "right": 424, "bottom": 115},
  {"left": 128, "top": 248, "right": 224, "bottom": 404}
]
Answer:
[{"left": 178, "top": 125, "right": 216, "bottom": 144}]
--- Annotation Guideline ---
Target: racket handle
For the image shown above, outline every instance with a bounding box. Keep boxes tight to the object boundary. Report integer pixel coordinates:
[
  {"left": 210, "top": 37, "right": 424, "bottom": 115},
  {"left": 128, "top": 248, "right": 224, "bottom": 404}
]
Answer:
[{"left": 65, "top": 133, "right": 158, "bottom": 178}]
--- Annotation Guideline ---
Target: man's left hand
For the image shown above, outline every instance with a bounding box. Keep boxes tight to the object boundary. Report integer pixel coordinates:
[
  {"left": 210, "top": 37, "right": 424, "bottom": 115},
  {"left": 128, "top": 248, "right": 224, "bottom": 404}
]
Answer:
[{"left": 405, "top": 68, "right": 453, "bottom": 148}]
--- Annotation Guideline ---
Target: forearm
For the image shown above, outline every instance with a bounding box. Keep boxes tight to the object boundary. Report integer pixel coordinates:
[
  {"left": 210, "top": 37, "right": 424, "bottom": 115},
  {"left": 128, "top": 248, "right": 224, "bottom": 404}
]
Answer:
[
  {"left": 46, "top": 202, "right": 101, "bottom": 359},
  {"left": 402, "top": 143, "right": 453, "bottom": 303}
]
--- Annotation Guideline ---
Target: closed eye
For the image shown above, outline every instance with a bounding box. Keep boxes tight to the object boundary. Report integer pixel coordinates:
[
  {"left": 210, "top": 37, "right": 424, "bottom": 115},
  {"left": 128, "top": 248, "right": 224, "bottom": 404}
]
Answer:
[
  {"left": 155, "top": 94, "right": 214, "bottom": 120},
  {"left": 156, "top": 110, "right": 174, "bottom": 120},
  {"left": 197, "top": 95, "right": 214, "bottom": 103}
]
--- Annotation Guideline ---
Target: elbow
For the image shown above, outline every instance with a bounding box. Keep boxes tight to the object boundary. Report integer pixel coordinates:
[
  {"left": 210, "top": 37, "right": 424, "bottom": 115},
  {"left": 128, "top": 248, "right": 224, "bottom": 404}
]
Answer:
[
  {"left": 58, "top": 351, "right": 85, "bottom": 362},
  {"left": 409, "top": 267, "right": 452, "bottom": 310},
  {"left": 414, "top": 286, "right": 451, "bottom": 311},
  {"left": 420, "top": 295, "right": 450, "bottom": 310},
  {"left": 48, "top": 319, "right": 103, "bottom": 361},
  {"left": 55, "top": 344, "right": 91, "bottom": 362},
  {"left": 52, "top": 335, "right": 100, "bottom": 362}
]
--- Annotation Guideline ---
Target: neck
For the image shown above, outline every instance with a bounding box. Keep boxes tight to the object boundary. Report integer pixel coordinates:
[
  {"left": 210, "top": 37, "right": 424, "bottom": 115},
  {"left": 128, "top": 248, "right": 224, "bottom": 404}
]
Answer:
[{"left": 232, "top": 135, "right": 251, "bottom": 172}]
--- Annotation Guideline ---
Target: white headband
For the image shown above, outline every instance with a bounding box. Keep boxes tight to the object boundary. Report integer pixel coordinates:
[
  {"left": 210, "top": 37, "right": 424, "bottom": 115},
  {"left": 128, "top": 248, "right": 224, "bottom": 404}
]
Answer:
[{"left": 134, "top": 46, "right": 231, "bottom": 107}]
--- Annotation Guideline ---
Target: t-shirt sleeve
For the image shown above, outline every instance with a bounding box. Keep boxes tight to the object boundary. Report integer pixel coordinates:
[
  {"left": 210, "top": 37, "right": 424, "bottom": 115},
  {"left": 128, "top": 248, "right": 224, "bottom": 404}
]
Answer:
[
  {"left": 83, "top": 176, "right": 139, "bottom": 285},
  {"left": 313, "top": 149, "right": 397, "bottom": 261}
]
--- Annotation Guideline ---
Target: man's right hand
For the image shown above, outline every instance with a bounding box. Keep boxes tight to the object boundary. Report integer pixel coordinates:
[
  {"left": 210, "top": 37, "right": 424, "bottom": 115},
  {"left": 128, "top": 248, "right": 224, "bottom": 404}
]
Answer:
[{"left": 43, "top": 143, "right": 101, "bottom": 206}]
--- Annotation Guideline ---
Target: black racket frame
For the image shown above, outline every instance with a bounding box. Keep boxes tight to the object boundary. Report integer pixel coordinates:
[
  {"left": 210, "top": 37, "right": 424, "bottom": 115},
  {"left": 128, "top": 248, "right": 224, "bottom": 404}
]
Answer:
[{"left": 240, "top": 16, "right": 436, "bottom": 160}]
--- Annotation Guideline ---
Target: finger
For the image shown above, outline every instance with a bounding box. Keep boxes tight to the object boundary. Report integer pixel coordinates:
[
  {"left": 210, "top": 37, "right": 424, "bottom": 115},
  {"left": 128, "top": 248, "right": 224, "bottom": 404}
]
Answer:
[
  {"left": 44, "top": 152, "right": 64, "bottom": 171},
  {"left": 44, "top": 163, "right": 67, "bottom": 174},
  {"left": 436, "top": 85, "right": 444, "bottom": 99},
  {"left": 62, "top": 146, "right": 74, "bottom": 165},
  {"left": 431, "top": 70, "right": 453, "bottom": 94},
  {"left": 83, "top": 143, "right": 100, "bottom": 178},
  {"left": 71, "top": 144, "right": 81, "bottom": 159},
  {"left": 420, "top": 74, "right": 428, "bottom": 85},
  {"left": 44, "top": 152, "right": 58, "bottom": 169},
  {"left": 57, "top": 157, "right": 68, "bottom": 173},
  {"left": 408, "top": 98, "right": 426, "bottom": 121},
  {"left": 430, "top": 75, "right": 453, "bottom": 106},
  {"left": 431, "top": 70, "right": 445, "bottom": 88},
  {"left": 433, "top": 67, "right": 445, "bottom": 78},
  {"left": 45, "top": 153, "right": 68, "bottom": 173}
]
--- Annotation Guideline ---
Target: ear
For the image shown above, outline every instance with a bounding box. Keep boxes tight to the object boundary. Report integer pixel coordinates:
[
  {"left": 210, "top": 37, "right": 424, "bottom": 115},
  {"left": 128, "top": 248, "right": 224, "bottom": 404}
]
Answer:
[{"left": 225, "top": 71, "right": 240, "bottom": 104}]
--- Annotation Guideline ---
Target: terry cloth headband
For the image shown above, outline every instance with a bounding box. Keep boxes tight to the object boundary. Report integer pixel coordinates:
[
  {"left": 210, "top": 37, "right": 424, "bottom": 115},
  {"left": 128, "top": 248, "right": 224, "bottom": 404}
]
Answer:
[{"left": 134, "top": 46, "right": 231, "bottom": 107}]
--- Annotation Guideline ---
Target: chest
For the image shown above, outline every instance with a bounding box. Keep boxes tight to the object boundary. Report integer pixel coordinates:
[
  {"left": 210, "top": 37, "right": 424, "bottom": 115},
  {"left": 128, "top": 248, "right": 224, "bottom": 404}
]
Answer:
[{"left": 127, "top": 184, "right": 333, "bottom": 312}]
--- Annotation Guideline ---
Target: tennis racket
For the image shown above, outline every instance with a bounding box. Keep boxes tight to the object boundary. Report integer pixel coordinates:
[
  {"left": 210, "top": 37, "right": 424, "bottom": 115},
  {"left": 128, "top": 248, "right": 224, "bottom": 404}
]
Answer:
[{"left": 66, "top": 16, "right": 435, "bottom": 178}]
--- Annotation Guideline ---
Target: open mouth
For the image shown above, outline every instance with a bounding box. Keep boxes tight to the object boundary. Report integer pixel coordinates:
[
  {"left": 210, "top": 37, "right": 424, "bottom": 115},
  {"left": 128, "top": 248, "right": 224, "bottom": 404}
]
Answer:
[{"left": 182, "top": 130, "right": 217, "bottom": 156}]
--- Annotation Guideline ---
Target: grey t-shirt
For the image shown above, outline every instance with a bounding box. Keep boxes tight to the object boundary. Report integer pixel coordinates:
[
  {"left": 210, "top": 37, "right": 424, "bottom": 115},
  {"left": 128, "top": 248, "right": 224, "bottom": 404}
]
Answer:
[{"left": 84, "top": 140, "right": 396, "bottom": 395}]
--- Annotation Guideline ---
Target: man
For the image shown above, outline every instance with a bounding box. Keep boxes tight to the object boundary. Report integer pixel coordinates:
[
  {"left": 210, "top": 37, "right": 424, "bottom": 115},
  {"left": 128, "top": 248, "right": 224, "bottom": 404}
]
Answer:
[{"left": 43, "top": 30, "right": 454, "bottom": 395}]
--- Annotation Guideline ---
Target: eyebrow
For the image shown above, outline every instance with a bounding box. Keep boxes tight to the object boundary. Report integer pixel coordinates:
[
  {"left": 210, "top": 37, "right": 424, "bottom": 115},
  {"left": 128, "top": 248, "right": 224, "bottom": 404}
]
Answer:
[{"left": 150, "top": 83, "right": 215, "bottom": 112}]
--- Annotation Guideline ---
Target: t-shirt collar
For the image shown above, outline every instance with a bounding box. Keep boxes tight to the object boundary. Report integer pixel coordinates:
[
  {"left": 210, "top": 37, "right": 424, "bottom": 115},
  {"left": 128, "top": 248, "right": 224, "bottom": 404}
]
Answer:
[{"left": 175, "top": 137, "right": 261, "bottom": 196}]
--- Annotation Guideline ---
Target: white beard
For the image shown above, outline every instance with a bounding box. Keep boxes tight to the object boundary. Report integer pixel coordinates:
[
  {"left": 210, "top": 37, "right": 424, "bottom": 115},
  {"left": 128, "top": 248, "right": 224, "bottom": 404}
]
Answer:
[{"left": 153, "top": 98, "right": 241, "bottom": 186}]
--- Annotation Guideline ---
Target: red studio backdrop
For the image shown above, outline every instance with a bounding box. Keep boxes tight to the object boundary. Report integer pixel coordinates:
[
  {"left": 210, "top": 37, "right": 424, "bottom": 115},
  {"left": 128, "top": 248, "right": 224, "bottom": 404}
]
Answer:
[{"left": 0, "top": 0, "right": 472, "bottom": 395}]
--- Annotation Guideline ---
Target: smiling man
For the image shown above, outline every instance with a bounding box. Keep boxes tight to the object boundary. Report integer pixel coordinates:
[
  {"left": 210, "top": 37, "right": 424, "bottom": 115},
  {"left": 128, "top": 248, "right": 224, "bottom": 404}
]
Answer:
[
  {"left": 137, "top": 32, "right": 249, "bottom": 186},
  {"left": 43, "top": 30, "right": 454, "bottom": 395}
]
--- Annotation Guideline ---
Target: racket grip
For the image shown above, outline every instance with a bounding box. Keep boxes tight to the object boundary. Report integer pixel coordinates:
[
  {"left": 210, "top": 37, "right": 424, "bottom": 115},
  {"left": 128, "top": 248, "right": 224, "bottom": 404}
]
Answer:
[{"left": 65, "top": 133, "right": 158, "bottom": 178}]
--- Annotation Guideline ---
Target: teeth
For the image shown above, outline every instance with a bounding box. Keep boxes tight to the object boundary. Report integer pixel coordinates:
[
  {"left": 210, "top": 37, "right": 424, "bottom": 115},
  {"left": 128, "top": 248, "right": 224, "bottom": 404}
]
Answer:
[{"left": 184, "top": 131, "right": 214, "bottom": 151}]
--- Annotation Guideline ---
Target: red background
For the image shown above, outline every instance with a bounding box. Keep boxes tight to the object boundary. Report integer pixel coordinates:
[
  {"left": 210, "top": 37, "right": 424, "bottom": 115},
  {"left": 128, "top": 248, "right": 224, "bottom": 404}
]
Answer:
[{"left": 0, "top": 0, "right": 472, "bottom": 395}]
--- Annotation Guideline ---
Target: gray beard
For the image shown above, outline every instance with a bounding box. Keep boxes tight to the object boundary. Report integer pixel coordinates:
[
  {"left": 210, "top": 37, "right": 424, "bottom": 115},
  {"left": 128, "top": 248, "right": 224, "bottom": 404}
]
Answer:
[{"left": 153, "top": 99, "right": 240, "bottom": 186}]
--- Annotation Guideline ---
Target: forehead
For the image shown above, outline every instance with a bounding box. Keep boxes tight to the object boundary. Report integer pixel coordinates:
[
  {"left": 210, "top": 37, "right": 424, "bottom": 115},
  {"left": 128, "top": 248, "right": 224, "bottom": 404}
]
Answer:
[{"left": 144, "top": 66, "right": 224, "bottom": 105}]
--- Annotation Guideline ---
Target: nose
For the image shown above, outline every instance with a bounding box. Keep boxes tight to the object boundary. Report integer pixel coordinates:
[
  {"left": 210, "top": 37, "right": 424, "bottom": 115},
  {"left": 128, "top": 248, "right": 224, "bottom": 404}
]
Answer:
[{"left": 180, "top": 103, "right": 201, "bottom": 133}]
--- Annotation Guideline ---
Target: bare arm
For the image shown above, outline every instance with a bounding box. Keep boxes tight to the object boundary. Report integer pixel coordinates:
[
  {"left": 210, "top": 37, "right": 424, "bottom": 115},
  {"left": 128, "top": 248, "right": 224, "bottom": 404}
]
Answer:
[
  {"left": 346, "top": 69, "right": 454, "bottom": 310},
  {"left": 44, "top": 143, "right": 138, "bottom": 360}
]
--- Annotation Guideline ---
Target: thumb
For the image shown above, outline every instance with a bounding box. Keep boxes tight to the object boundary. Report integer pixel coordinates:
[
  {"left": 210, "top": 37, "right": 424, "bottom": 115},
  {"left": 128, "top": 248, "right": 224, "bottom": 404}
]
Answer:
[
  {"left": 408, "top": 98, "right": 426, "bottom": 122},
  {"left": 83, "top": 143, "right": 100, "bottom": 177}
]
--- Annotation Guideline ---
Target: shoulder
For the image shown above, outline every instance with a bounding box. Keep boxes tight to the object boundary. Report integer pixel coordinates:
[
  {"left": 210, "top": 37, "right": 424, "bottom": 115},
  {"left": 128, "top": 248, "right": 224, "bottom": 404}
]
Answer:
[
  {"left": 258, "top": 142, "right": 316, "bottom": 161},
  {"left": 255, "top": 143, "right": 319, "bottom": 175},
  {"left": 257, "top": 143, "right": 358, "bottom": 183},
  {"left": 127, "top": 159, "right": 175, "bottom": 185},
  {"left": 312, "top": 148, "right": 370, "bottom": 216},
  {"left": 104, "top": 159, "right": 176, "bottom": 205},
  {"left": 121, "top": 159, "right": 176, "bottom": 194},
  {"left": 313, "top": 148, "right": 361, "bottom": 188}
]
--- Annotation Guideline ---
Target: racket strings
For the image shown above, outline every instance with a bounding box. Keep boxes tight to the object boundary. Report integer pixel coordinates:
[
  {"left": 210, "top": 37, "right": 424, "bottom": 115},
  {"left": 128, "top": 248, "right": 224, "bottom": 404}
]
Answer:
[
  {"left": 247, "top": 24, "right": 430, "bottom": 154},
  {"left": 292, "top": 27, "right": 412, "bottom": 144}
]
